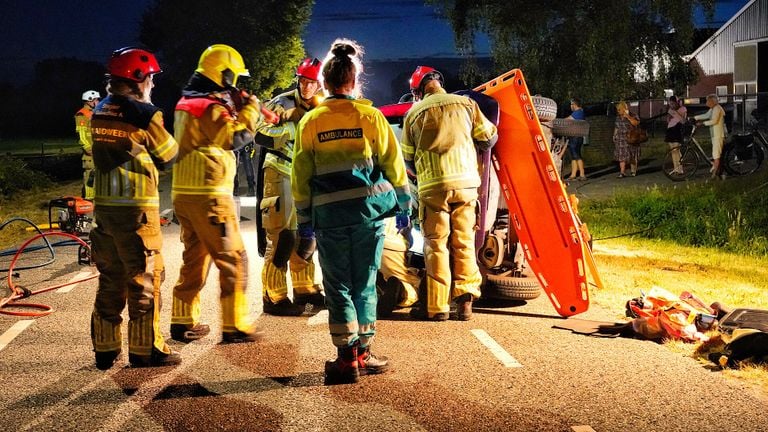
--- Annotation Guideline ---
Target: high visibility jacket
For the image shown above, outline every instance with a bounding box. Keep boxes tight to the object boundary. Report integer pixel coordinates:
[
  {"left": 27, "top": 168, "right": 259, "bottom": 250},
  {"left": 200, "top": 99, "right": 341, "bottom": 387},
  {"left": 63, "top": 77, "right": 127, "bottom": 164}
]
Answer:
[
  {"left": 172, "top": 95, "right": 261, "bottom": 197},
  {"left": 75, "top": 105, "right": 94, "bottom": 154},
  {"left": 401, "top": 88, "right": 497, "bottom": 193},
  {"left": 91, "top": 95, "right": 178, "bottom": 208},
  {"left": 292, "top": 97, "right": 411, "bottom": 229},
  {"left": 257, "top": 88, "right": 318, "bottom": 176}
]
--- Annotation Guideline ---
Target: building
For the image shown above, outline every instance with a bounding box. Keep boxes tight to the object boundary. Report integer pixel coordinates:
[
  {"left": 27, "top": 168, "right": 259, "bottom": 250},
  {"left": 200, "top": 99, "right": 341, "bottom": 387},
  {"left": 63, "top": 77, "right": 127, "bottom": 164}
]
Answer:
[{"left": 686, "top": 0, "right": 767, "bottom": 116}]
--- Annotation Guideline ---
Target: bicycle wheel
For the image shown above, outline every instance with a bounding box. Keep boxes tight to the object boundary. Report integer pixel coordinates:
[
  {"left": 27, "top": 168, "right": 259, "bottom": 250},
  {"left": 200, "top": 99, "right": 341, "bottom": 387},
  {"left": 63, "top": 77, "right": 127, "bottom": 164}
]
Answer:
[
  {"left": 663, "top": 145, "right": 698, "bottom": 181},
  {"left": 723, "top": 138, "right": 765, "bottom": 176}
]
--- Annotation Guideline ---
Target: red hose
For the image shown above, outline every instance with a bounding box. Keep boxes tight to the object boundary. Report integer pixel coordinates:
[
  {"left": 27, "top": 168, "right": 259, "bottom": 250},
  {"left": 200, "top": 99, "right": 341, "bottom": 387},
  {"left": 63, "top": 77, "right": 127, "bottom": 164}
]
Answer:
[{"left": 1, "top": 231, "right": 97, "bottom": 317}]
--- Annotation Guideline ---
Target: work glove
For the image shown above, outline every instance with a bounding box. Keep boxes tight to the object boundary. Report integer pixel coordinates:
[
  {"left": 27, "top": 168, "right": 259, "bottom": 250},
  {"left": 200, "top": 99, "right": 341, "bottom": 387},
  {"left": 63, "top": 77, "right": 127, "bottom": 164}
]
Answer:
[
  {"left": 296, "top": 223, "right": 316, "bottom": 261},
  {"left": 395, "top": 209, "right": 413, "bottom": 246},
  {"left": 395, "top": 210, "right": 410, "bottom": 230}
]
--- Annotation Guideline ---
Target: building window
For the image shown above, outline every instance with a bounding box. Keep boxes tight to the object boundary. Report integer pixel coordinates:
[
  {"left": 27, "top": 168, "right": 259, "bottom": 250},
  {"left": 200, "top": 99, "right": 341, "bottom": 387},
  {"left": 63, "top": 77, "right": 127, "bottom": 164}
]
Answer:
[{"left": 716, "top": 85, "right": 728, "bottom": 103}]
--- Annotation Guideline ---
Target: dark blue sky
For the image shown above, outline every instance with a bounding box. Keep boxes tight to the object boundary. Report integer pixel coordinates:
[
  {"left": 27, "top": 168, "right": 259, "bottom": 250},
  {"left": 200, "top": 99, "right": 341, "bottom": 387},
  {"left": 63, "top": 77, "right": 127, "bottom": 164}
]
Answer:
[{"left": 0, "top": 0, "right": 750, "bottom": 83}]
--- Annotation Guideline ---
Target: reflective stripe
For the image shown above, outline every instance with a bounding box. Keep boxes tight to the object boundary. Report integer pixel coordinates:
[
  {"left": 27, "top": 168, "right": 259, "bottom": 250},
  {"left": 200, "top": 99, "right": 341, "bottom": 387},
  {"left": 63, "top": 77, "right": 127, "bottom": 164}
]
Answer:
[
  {"left": 154, "top": 136, "right": 177, "bottom": 159},
  {"left": 315, "top": 157, "right": 375, "bottom": 176},
  {"left": 313, "top": 182, "right": 394, "bottom": 207}
]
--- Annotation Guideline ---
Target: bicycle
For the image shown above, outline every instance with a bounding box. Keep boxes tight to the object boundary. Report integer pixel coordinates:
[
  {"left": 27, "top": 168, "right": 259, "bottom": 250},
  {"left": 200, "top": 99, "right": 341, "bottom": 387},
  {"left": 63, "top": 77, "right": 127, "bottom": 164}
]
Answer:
[
  {"left": 721, "top": 115, "right": 767, "bottom": 176},
  {"left": 662, "top": 123, "right": 712, "bottom": 181}
]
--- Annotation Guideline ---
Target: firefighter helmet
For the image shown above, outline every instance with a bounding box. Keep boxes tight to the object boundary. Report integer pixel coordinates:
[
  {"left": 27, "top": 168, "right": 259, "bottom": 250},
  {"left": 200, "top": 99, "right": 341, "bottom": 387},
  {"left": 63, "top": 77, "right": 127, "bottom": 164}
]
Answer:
[
  {"left": 81, "top": 90, "right": 101, "bottom": 102},
  {"left": 195, "top": 44, "right": 250, "bottom": 88},
  {"left": 409, "top": 66, "right": 443, "bottom": 94},
  {"left": 296, "top": 58, "right": 321, "bottom": 81},
  {"left": 107, "top": 47, "right": 161, "bottom": 82}
]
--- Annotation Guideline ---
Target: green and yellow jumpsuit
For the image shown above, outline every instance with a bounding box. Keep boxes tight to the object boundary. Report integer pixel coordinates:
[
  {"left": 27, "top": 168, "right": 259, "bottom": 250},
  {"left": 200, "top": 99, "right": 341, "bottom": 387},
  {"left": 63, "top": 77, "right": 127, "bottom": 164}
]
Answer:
[
  {"left": 292, "top": 96, "right": 410, "bottom": 348},
  {"left": 89, "top": 94, "right": 179, "bottom": 358},
  {"left": 401, "top": 88, "right": 497, "bottom": 318},
  {"left": 170, "top": 92, "right": 261, "bottom": 335}
]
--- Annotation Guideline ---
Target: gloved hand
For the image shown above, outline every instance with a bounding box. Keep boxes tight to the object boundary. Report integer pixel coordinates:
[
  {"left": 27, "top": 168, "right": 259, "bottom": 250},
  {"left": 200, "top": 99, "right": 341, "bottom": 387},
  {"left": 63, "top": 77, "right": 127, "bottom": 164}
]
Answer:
[
  {"left": 296, "top": 223, "right": 316, "bottom": 261},
  {"left": 395, "top": 210, "right": 410, "bottom": 230}
]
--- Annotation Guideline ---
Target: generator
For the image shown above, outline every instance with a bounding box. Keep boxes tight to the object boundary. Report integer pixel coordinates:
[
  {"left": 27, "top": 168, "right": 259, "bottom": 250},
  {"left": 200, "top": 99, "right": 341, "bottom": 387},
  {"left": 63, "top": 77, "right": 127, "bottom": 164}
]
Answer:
[{"left": 48, "top": 196, "right": 93, "bottom": 264}]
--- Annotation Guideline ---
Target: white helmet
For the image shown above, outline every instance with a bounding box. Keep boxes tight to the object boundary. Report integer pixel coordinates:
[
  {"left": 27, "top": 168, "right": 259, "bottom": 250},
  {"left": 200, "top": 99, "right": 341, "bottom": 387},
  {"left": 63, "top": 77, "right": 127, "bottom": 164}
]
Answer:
[{"left": 82, "top": 90, "right": 101, "bottom": 102}]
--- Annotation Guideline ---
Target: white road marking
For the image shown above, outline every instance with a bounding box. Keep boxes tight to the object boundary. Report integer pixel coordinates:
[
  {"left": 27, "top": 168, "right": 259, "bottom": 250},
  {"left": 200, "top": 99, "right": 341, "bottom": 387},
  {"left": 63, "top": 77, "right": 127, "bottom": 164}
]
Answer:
[
  {"left": 57, "top": 270, "right": 95, "bottom": 293},
  {"left": 470, "top": 329, "right": 522, "bottom": 368},
  {"left": 307, "top": 309, "right": 329, "bottom": 326},
  {"left": 571, "top": 426, "right": 597, "bottom": 432},
  {"left": 0, "top": 320, "right": 34, "bottom": 352}
]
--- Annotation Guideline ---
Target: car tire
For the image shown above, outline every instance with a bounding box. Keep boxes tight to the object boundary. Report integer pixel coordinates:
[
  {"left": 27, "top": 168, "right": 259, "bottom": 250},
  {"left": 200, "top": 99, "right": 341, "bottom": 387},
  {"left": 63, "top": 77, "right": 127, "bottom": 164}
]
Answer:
[
  {"left": 551, "top": 118, "right": 590, "bottom": 137},
  {"left": 532, "top": 96, "right": 557, "bottom": 122},
  {"left": 483, "top": 274, "right": 541, "bottom": 301}
]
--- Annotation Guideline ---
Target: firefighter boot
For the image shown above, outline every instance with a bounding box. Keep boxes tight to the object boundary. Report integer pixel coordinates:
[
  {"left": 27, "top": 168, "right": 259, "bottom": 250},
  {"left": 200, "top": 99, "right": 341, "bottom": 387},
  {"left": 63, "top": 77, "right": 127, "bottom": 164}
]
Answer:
[
  {"left": 170, "top": 323, "right": 211, "bottom": 343},
  {"left": 358, "top": 345, "right": 390, "bottom": 376},
  {"left": 294, "top": 292, "right": 326, "bottom": 310},
  {"left": 129, "top": 348, "right": 182, "bottom": 368},
  {"left": 324, "top": 343, "right": 359, "bottom": 385},
  {"left": 455, "top": 293, "right": 474, "bottom": 321},
  {"left": 376, "top": 276, "right": 402, "bottom": 318},
  {"left": 263, "top": 298, "right": 304, "bottom": 316},
  {"left": 409, "top": 303, "right": 449, "bottom": 321},
  {"left": 95, "top": 350, "right": 121, "bottom": 370},
  {"left": 222, "top": 325, "right": 266, "bottom": 344}
]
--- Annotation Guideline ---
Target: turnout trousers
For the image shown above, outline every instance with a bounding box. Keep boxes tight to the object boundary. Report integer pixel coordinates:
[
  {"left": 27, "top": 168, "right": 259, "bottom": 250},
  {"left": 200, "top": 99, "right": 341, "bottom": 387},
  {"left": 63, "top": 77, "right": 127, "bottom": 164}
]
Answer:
[
  {"left": 317, "top": 222, "right": 384, "bottom": 348},
  {"left": 90, "top": 206, "right": 171, "bottom": 356},
  {"left": 261, "top": 167, "right": 320, "bottom": 302},
  {"left": 419, "top": 187, "right": 482, "bottom": 317},
  {"left": 171, "top": 194, "right": 253, "bottom": 333},
  {"left": 82, "top": 154, "right": 94, "bottom": 200}
]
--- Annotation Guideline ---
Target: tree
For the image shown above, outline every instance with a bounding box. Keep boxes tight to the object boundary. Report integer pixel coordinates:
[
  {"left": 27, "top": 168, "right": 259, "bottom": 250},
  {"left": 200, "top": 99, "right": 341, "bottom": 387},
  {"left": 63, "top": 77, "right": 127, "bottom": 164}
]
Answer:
[
  {"left": 8, "top": 58, "right": 104, "bottom": 137},
  {"left": 139, "top": 0, "right": 313, "bottom": 99},
  {"left": 427, "top": 0, "right": 714, "bottom": 103}
]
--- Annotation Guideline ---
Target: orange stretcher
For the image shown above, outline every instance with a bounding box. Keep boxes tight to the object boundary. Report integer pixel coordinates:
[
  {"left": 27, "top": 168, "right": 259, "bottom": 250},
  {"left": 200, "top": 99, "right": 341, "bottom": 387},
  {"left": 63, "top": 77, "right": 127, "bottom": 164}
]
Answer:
[{"left": 475, "top": 69, "right": 599, "bottom": 317}]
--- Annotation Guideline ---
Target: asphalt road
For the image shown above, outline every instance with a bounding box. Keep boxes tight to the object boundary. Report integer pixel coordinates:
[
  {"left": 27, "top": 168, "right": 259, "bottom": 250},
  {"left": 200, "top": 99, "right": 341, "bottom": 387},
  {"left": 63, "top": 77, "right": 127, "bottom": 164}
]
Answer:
[{"left": 1, "top": 172, "right": 766, "bottom": 432}]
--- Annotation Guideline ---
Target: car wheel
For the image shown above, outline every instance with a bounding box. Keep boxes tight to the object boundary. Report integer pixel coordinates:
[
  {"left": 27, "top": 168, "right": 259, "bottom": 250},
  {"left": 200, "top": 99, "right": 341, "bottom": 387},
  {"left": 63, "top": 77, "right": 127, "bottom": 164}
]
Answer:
[
  {"left": 532, "top": 96, "right": 557, "bottom": 122},
  {"left": 551, "top": 118, "right": 590, "bottom": 137},
  {"left": 483, "top": 274, "right": 541, "bottom": 301}
]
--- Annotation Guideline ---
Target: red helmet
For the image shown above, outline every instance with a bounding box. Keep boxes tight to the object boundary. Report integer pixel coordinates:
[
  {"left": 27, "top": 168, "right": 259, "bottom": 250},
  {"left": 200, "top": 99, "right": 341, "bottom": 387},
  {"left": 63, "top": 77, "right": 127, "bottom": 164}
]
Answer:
[
  {"left": 107, "top": 47, "right": 161, "bottom": 82},
  {"left": 297, "top": 58, "right": 321, "bottom": 81},
  {"left": 409, "top": 66, "right": 443, "bottom": 92}
]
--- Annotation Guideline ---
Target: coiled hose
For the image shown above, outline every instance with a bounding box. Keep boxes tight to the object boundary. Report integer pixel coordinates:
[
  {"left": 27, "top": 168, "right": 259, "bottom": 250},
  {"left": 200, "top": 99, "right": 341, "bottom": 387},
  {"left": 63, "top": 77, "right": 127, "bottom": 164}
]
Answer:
[{"left": 1, "top": 218, "right": 97, "bottom": 317}]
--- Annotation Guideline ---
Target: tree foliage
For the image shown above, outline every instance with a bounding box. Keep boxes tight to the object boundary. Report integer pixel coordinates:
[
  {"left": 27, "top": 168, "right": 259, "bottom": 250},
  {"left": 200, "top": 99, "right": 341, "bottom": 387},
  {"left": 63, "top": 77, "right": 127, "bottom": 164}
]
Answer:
[
  {"left": 0, "top": 58, "right": 104, "bottom": 137},
  {"left": 139, "top": 0, "right": 314, "bottom": 98},
  {"left": 427, "top": 0, "right": 715, "bottom": 103}
]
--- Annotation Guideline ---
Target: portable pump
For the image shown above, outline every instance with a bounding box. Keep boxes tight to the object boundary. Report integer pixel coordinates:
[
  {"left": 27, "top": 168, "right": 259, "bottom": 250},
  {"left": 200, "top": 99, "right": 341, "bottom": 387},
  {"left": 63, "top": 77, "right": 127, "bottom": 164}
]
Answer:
[{"left": 48, "top": 196, "right": 93, "bottom": 264}]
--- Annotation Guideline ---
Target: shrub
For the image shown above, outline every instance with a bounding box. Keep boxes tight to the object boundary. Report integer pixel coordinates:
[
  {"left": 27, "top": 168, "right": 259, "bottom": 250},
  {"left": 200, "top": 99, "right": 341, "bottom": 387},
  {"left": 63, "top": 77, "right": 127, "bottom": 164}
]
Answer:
[{"left": 0, "top": 156, "right": 52, "bottom": 198}]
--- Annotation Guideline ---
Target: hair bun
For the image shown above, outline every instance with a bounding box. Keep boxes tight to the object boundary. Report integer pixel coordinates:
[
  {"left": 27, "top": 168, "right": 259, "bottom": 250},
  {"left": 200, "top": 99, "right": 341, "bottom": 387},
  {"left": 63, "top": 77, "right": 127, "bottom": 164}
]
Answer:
[{"left": 331, "top": 43, "right": 356, "bottom": 58}]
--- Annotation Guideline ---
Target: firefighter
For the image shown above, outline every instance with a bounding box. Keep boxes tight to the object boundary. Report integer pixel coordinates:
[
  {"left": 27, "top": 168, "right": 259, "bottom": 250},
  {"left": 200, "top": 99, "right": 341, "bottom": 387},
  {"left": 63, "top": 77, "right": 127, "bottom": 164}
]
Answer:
[
  {"left": 255, "top": 57, "right": 325, "bottom": 316},
  {"left": 169, "top": 44, "right": 268, "bottom": 344},
  {"left": 376, "top": 215, "right": 421, "bottom": 317},
  {"left": 292, "top": 39, "right": 411, "bottom": 384},
  {"left": 401, "top": 66, "right": 498, "bottom": 321},
  {"left": 89, "top": 47, "right": 180, "bottom": 369},
  {"left": 75, "top": 90, "right": 100, "bottom": 200}
]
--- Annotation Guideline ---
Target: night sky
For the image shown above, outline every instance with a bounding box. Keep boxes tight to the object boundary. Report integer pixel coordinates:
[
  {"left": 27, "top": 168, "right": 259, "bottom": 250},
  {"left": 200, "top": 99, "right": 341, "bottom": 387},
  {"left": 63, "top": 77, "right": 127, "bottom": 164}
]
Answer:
[{"left": 0, "top": 0, "right": 751, "bottom": 84}]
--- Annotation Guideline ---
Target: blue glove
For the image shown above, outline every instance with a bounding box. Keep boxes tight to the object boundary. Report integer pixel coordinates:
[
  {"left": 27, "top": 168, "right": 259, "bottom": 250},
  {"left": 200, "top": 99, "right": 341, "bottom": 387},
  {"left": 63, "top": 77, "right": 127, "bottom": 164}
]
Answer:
[
  {"left": 296, "top": 223, "right": 316, "bottom": 261},
  {"left": 298, "top": 223, "right": 314, "bottom": 238},
  {"left": 395, "top": 210, "right": 410, "bottom": 230}
]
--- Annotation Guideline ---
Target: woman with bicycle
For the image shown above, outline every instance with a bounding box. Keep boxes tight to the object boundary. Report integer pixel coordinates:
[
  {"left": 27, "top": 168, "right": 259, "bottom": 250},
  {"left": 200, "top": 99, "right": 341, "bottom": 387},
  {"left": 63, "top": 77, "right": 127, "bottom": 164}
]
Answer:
[
  {"left": 613, "top": 101, "right": 640, "bottom": 178},
  {"left": 693, "top": 94, "right": 726, "bottom": 179},
  {"left": 665, "top": 96, "right": 687, "bottom": 175}
]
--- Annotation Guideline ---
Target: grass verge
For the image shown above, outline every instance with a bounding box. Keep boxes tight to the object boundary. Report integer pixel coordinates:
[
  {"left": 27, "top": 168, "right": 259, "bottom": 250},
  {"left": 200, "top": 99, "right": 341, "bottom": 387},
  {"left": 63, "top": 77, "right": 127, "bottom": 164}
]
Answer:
[{"left": 0, "top": 180, "right": 81, "bottom": 248}]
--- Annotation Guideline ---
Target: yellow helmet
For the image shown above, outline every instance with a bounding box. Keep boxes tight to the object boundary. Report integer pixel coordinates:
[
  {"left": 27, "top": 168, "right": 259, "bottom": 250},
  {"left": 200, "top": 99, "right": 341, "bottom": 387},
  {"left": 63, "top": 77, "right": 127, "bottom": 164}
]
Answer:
[{"left": 195, "top": 44, "right": 250, "bottom": 88}]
